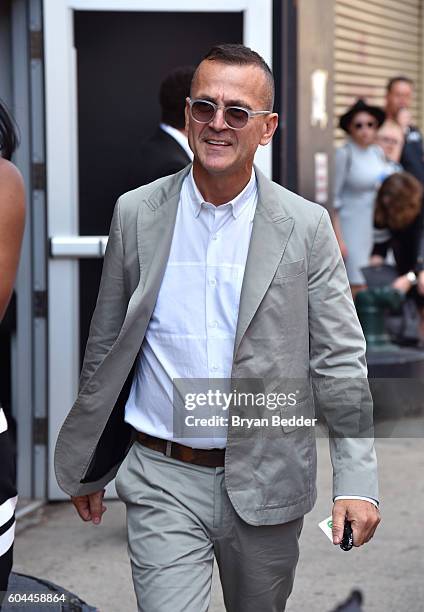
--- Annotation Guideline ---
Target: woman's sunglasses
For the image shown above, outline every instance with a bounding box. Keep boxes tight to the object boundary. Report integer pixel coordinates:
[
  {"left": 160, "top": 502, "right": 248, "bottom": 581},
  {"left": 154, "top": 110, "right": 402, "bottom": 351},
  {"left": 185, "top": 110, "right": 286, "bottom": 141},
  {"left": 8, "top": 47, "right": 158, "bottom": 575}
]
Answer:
[{"left": 353, "top": 121, "right": 377, "bottom": 130}]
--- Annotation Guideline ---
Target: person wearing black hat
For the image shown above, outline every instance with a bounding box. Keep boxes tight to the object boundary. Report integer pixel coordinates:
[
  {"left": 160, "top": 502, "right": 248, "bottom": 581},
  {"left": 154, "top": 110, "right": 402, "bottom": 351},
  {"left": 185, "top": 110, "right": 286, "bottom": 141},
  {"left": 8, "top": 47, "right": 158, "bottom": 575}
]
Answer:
[{"left": 333, "top": 99, "right": 391, "bottom": 294}]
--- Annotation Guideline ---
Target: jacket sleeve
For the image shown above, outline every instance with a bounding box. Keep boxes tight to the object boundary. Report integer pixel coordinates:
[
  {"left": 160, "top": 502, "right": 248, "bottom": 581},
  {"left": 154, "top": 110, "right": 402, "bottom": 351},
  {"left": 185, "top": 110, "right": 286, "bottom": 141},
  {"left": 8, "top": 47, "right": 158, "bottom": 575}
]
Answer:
[
  {"left": 333, "top": 145, "right": 350, "bottom": 211},
  {"left": 79, "top": 198, "right": 129, "bottom": 392},
  {"left": 372, "top": 227, "right": 391, "bottom": 258},
  {"left": 308, "top": 209, "right": 379, "bottom": 502}
]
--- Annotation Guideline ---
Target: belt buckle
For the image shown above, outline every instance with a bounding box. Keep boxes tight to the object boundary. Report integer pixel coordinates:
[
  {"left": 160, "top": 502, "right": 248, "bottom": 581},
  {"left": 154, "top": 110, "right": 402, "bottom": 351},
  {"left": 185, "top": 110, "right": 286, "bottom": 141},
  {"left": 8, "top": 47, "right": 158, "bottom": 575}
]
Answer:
[{"left": 165, "top": 440, "right": 172, "bottom": 457}]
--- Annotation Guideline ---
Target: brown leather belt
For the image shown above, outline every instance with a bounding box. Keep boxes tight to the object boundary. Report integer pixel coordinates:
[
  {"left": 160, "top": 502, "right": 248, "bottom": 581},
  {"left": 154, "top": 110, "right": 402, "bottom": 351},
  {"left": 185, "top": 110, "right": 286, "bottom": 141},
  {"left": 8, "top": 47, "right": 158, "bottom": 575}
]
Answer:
[{"left": 135, "top": 431, "right": 225, "bottom": 468}]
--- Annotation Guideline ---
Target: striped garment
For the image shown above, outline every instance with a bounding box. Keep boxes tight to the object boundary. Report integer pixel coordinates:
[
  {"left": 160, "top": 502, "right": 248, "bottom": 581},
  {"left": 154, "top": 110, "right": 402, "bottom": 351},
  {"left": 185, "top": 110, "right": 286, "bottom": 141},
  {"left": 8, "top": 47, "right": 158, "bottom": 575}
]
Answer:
[{"left": 0, "top": 407, "right": 17, "bottom": 594}]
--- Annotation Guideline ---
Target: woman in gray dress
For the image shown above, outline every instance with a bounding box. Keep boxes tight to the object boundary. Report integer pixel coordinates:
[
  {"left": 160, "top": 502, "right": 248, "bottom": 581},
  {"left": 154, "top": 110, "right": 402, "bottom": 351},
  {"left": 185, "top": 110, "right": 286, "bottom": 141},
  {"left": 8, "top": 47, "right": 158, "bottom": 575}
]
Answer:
[{"left": 333, "top": 99, "right": 390, "bottom": 294}]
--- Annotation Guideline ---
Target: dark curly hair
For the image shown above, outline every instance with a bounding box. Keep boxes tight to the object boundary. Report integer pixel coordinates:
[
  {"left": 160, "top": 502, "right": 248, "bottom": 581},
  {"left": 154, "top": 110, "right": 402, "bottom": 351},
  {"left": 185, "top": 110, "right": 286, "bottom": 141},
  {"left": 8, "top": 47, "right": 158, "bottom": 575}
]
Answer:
[
  {"left": 0, "top": 98, "right": 19, "bottom": 161},
  {"left": 375, "top": 172, "right": 422, "bottom": 231}
]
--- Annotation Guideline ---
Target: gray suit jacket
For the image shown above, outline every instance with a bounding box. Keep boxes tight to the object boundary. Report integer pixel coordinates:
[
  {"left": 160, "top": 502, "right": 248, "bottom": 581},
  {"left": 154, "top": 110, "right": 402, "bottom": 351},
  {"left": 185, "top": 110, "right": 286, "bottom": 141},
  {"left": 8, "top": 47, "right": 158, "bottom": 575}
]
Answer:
[{"left": 54, "top": 165, "right": 378, "bottom": 525}]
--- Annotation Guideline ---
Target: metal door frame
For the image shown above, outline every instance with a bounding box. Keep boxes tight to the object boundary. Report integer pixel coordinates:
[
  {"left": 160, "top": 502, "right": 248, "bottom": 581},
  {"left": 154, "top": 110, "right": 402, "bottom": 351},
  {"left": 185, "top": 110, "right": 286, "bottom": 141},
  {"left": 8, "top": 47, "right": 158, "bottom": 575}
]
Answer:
[{"left": 43, "top": 0, "right": 273, "bottom": 499}]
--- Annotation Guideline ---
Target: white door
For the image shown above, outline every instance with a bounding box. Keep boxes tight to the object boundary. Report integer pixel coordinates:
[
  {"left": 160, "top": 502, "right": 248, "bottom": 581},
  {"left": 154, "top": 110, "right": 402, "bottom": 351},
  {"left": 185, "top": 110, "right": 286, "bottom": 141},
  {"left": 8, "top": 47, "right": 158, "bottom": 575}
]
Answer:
[{"left": 44, "top": 0, "right": 273, "bottom": 499}]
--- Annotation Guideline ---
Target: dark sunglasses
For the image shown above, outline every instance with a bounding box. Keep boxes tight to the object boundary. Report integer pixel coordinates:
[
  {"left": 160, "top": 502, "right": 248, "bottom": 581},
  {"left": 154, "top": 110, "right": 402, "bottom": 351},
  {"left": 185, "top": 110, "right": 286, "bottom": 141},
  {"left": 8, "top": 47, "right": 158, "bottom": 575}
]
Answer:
[
  {"left": 189, "top": 98, "right": 271, "bottom": 130},
  {"left": 353, "top": 121, "right": 377, "bottom": 130}
]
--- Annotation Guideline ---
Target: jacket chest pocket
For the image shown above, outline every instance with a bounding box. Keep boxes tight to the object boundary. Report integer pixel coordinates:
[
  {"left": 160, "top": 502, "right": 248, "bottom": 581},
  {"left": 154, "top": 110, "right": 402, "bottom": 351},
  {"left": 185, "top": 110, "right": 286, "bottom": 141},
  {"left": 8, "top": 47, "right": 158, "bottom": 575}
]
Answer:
[
  {"left": 274, "top": 258, "right": 305, "bottom": 282},
  {"left": 246, "top": 258, "right": 307, "bottom": 346}
]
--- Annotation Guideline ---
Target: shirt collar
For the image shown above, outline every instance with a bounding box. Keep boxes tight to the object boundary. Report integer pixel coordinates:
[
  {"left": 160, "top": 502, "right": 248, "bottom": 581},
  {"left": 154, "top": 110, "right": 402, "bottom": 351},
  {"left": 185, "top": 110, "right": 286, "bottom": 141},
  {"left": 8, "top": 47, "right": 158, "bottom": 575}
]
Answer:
[
  {"left": 186, "top": 168, "right": 257, "bottom": 219},
  {"left": 159, "top": 123, "right": 194, "bottom": 161}
]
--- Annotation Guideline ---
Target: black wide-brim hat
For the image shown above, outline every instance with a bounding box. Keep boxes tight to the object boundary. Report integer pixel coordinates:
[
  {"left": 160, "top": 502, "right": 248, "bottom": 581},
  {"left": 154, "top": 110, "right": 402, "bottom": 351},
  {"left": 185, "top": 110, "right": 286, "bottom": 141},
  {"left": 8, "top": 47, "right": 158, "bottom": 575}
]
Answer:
[{"left": 339, "top": 99, "right": 386, "bottom": 133}]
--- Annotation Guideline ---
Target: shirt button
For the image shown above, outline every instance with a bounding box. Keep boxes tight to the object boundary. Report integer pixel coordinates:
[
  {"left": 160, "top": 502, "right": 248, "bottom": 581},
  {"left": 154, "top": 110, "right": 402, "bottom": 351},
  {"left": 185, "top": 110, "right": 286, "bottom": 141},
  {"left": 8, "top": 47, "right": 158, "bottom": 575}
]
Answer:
[
  {"left": 209, "top": 320, "right": 218, "bottom": 328},
  {"left": 211, "top": 365, "right": 219, "bottom": 372},
  {"left": 212, "top": 234, "right": 218, "bottom": 241},
  {"left": 209, "top": 278, "right": 217, "bottom": 287}
]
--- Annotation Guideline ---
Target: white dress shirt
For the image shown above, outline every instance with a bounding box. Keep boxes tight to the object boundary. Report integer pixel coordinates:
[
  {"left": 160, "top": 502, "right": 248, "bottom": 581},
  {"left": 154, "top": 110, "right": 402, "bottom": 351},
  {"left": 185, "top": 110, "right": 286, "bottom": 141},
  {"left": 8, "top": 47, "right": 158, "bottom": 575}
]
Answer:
[
  {"left": 125, "top": 169, "right": 257, "bottom": 448},
  {"left": 0, "top": 407, "right": 8, "bottom": 434},
  {"left": 159, "top": 123, "right": 193, "bottom": 161}
]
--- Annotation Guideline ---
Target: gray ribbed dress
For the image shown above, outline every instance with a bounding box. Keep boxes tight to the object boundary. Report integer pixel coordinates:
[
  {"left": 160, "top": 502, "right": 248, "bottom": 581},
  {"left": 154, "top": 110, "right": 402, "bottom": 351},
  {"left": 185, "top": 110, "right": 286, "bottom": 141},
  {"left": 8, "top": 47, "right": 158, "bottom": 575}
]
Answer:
[{"left": 334, "top": 141, "right": 390, "bottom": 284}]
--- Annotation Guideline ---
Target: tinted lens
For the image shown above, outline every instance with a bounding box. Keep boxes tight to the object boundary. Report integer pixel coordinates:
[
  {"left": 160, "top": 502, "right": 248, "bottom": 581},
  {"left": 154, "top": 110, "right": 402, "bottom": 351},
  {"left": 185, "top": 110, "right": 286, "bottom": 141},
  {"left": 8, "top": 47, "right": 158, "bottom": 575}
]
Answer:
[
  {"left": 354, "top": 121, "right": 376, "bottom": 130},
  {"left": 191, "top": 100, "right": 215, "bottom": 123},
  {"left": 225, "top": 107, "right": 249, "bottom": 128}
]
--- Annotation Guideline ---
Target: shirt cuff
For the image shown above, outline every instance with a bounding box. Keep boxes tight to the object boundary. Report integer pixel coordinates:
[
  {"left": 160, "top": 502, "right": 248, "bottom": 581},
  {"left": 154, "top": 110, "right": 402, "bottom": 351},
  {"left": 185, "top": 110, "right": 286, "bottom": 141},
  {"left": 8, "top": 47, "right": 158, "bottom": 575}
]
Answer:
[{"left": 334, "top": 495, "right": 379, "bottom": 508}]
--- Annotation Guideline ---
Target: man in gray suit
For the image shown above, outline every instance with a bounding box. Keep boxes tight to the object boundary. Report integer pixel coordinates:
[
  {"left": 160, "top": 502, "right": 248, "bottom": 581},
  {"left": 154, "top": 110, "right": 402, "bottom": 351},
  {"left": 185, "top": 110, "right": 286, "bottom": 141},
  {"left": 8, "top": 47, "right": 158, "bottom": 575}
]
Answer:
[{"left": 55, "top": 44, "right": 380, "bottom": 611}]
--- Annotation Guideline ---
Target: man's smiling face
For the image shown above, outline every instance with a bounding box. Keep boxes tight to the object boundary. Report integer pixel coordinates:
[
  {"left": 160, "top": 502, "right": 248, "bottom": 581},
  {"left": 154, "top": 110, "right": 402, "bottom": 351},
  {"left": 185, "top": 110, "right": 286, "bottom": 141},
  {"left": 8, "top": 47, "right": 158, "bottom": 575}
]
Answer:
[{"left": 186, "top": 60, "right": 276, "bottom": 179}]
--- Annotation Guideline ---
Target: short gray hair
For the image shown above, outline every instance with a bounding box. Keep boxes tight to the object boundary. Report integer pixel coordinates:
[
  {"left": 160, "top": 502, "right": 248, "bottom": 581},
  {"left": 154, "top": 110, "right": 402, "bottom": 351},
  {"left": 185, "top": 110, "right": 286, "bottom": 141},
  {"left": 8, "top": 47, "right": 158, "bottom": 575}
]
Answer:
[{"left": 193, "top": 43, "right": 275, "bottom": 110}]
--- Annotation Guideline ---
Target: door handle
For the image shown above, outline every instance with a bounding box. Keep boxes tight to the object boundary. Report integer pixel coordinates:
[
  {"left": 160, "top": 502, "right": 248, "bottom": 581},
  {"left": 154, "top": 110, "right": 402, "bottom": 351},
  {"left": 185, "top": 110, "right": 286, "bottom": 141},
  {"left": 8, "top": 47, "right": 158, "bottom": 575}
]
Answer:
[{"left": 49, "top": 236, "right": 108, "bottom": 258}]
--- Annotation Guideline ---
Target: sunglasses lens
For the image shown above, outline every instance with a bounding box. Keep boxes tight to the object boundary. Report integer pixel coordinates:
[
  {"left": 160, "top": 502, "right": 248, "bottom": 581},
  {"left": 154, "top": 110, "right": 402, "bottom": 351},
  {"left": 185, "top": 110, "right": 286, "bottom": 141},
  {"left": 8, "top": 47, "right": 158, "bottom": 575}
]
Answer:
[
  {"left": 354, "top": 121, "right": 376, "bottom": 130},
  {"left": 191, "top": 101, "right": 250, "bottom": 128},
  {"left": 225, "top": 107, "right": 249, "bottom": 129},
  {"left": 191, "top": 100, "right": 215, "bottom": 123}
]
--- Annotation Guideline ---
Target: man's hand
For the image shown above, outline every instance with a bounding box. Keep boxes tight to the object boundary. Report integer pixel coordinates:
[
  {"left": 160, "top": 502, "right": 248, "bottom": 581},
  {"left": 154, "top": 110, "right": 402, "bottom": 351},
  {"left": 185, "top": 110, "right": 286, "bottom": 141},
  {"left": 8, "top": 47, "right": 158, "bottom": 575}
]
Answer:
[
  {"left": 392, "top": 274, "right": 412, "bottom": 294},
  {"left": 332, "top": 499, "right": 380, "bottom": 547},
  {"left": 369, "top": 255, "right": 384, "bottom": 267},
  {"left": 71, "top": 489, "right": 107, "bottom": 525},
  {"left": 417, "top": 270, "right": 424, "bottom": 296}
]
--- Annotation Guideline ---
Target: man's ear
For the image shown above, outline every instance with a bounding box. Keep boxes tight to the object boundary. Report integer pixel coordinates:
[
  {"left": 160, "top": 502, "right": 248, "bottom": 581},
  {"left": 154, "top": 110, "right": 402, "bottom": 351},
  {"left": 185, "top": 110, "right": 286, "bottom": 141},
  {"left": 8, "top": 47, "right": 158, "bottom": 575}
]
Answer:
[
  {"left": 184, "top": 97, "right": 191, "bottom": 132},
  {"left": 260, "top": 113, "right": 279, "bottom": 146}
]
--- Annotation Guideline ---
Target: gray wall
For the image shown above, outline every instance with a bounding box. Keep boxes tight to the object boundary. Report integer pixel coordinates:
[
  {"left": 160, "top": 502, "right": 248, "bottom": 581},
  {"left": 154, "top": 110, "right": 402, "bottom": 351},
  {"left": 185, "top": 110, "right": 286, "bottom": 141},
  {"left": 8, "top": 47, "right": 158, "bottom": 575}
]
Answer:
[
  {"left": 297, "top": 0, "right": 335, "bottom": 208},
  {"left": 0, "top": 1, "right": 12, "bottom": 106}
]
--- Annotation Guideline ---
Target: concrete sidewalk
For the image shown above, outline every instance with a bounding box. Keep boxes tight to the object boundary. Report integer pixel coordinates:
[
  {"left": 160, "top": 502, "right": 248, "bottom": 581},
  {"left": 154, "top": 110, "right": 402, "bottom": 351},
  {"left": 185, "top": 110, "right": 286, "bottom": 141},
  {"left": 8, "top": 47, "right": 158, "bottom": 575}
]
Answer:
[{"left": 12, "top": 438, "right": 424, "bottom": 611}]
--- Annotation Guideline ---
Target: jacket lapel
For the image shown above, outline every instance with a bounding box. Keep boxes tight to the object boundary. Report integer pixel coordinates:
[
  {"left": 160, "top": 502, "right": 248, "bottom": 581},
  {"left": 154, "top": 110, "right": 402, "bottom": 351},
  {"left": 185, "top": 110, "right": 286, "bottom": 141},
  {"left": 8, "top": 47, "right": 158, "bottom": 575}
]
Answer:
[
  {"left": 122, "top": 166, "right": 191, "bottom": 335},
  {"left": 233, "top": 169, "right": 294, "bottom": 359},
  {"left": 123, "top": 165, "right": 294, "bottom": 361}
]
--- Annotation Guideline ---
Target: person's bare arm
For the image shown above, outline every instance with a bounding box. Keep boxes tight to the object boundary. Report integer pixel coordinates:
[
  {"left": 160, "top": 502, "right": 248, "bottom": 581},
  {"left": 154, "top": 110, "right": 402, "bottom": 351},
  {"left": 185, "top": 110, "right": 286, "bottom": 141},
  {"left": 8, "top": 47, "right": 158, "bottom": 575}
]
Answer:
[
  {"left": 0, "top": 158, "right": 25, "bottom": 321},
  {"left": 369, "top": 254, "right": 384, "bottom": 266}
]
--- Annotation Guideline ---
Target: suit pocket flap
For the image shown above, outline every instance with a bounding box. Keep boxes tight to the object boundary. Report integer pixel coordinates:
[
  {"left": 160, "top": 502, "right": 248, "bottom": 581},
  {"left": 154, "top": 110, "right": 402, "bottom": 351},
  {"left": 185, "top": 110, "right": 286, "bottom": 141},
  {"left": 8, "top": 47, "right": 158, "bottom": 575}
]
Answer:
[{"left": 275, "top": 258, "right": 305, "bottom": 279}]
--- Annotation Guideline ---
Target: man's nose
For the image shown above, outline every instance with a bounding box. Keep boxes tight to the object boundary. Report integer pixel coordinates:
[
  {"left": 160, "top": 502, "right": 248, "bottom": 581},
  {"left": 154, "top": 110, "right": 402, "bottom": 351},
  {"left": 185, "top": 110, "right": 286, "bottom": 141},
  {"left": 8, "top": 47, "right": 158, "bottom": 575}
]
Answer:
[{"left": 209, "top": 107, "right": 226, "bottom": 130}]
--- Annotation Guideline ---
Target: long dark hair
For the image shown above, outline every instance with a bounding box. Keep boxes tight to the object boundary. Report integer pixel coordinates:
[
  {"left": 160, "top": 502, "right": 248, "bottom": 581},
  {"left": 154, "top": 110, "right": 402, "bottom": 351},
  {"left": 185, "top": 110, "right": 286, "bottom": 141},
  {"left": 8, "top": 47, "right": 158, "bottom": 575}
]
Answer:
[{"left": 0, "top": 99, "right": 19, "bottom": 161}]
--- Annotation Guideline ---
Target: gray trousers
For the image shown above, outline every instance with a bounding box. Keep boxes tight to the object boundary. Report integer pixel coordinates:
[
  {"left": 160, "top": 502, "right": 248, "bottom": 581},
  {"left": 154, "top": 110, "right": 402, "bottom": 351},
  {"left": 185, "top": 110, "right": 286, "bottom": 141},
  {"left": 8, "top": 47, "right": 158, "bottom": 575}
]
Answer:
[{"left": 115, "top": 442, "right": 303, "bottom": 612}]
